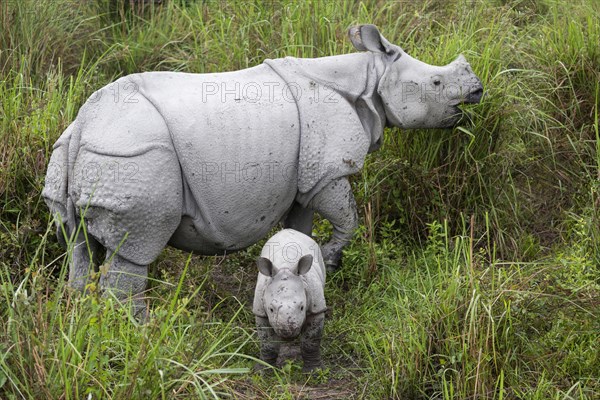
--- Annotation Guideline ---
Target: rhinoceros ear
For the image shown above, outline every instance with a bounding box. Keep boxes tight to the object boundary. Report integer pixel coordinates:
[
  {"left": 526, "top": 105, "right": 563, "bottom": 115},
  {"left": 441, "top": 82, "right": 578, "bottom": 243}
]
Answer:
[
  {"left": 296, "top": 254, "right": 313, "bottom": 276},
  {"left": 348, "top": 25, "right": 400, "bottom": 58},
  {"left": 453, "top": 54, "right": 468, "bottom": 65},
  {"left": 257, "top": 257, "right": 276, "bottom": 277}
]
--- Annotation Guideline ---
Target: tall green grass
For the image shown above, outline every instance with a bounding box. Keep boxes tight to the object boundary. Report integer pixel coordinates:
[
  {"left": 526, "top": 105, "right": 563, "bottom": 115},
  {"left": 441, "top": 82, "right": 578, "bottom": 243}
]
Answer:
[
  {"left": 1, "top": 0, "right": 599, "bottom": 398},
  {"left": 336, "top": 219, "right": 598, "bottom": 399},
  {"left": 0, "top": 248, "right": 254, "bottom": 399}
]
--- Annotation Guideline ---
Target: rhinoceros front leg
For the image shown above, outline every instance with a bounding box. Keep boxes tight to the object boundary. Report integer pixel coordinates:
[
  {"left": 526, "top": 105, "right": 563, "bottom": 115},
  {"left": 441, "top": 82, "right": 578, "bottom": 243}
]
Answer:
[
  {"left": 308, "top": 177, "right": 358, "bottom": 271},
  {"left": 69, "top": 232, "right": 103, "bottom": 293},
  {"left": 100, "top": 251, "right": 148, "bottom": 320},
  {"left": 300, "top": 312, "right": 325, "bottom": 373},
  {"left": 255, "top": 316, "right": 282, "bottom": 370}
]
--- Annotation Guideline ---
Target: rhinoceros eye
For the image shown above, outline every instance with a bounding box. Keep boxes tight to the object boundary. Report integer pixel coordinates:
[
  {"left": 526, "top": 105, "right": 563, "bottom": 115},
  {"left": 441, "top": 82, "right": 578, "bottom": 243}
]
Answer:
[
  {"left": 269, "top": 307, "right": 274, "bottom": 313},
  {"left": 433, "top": 79, "right": 441, "bottom": 86},
  {"left": 300, "top": 306, "right": 304, "bottom": 311}
]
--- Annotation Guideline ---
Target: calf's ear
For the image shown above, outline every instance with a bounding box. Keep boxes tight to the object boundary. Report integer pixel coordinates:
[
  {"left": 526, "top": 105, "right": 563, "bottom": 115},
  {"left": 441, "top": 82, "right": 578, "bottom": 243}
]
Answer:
[
  {"left": 257, "top": 257, "right": 276, "bottom": 277},
  {"left": 296, "top": 254, "right": 313, "bottom": 276},
  {"left": 348, "top": 24, "right": 400, "bottom": 59}
]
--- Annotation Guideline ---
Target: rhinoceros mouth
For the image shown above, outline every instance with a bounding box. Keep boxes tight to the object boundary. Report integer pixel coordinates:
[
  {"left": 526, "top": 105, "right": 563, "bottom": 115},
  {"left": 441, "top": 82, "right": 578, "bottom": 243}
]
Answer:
[
  {"left": 450, "top": 87, "right": 484, "bottom": 107},
  {"left": 275, "top": 327, "right": 302, "bottom": 339},
  {"left": 441, "top": 106, "right": 463, "bottom": 128},
  {"left": 445, "top": 86, "right": 484, "bottom": 127}
]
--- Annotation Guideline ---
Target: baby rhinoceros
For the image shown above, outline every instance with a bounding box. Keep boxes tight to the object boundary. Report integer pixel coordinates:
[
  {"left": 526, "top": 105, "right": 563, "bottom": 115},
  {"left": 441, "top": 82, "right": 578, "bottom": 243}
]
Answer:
[{"left": 253, "top": 229, "right": 326, "bottom": 372}]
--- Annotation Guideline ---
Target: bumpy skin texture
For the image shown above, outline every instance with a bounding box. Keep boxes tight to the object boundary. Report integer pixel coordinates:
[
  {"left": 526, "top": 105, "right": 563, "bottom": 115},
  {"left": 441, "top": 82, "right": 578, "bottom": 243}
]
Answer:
[
  {"left": 42, "top": 25, "right": 483, "bottom": 310},
  {"left": 253, "top": 229, "right": 326, "bottom": 372}
]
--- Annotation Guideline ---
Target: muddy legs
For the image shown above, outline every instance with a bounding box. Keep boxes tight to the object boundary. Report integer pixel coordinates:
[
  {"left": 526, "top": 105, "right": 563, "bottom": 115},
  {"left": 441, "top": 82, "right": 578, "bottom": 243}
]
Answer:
[
  {"left": 255, "top": 313, "right": 325, "bottom": 373},
  {"left": 255, "top": 316, "right": 282, "bottom": 369},
  {"left": 300, "top": 312, "right": 325, "bottom": 372}
]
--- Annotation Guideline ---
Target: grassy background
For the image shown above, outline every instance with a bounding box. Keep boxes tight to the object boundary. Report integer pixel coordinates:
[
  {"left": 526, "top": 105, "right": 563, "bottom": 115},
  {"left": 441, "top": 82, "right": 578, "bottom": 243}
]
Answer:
[{"left": 1, "top": 0, "right": 599, "bottom": 398}]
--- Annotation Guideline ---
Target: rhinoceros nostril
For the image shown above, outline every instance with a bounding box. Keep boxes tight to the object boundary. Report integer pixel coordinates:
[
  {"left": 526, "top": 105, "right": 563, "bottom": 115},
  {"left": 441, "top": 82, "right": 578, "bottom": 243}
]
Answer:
[{"left": 465, "top": 87, "right": 483, "bottom": 104}]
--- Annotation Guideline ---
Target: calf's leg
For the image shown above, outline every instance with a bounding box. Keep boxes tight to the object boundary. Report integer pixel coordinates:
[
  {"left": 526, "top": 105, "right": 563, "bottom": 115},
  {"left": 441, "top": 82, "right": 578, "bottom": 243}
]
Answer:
[
  {"left": 300, "top": 312, "right": 325, "bottom": 372},
  {"left": 255, "top": 316, "right": 283, "bottom": 371},
  {"left": 255, "top": 316, "right": 282, "bottom": 369}
]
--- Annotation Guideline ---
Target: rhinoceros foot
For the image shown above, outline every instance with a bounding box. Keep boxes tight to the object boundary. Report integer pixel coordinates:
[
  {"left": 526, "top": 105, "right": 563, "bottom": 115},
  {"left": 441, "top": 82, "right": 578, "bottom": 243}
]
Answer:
[
  {"left": 322, "top": 243, "right": 343, "bottom": 273},
  {"left": 252, "top": 361, "right": 275, "bottom": 374},
  {"left": 302, "top": 361, "right": 324, "bottom": 374}
]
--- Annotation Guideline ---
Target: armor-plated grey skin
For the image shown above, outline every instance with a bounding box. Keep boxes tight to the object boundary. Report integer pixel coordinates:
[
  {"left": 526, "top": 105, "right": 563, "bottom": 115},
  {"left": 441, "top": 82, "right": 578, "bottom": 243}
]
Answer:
[
  {"left": 42, "top": 25, "right": 483, "bottom": 314},
  {"left": 253, "top": 229, "right": 326, "bottom": 372}
]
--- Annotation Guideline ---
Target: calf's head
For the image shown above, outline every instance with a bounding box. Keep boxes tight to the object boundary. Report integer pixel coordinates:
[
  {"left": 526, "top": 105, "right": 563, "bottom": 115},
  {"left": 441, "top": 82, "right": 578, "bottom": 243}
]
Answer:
[
  {"left": 349, "top": 24, "right": 483, "bottom": 128},
  {"left": 257, "top": 254, "right": 313, "bottom": 339}
]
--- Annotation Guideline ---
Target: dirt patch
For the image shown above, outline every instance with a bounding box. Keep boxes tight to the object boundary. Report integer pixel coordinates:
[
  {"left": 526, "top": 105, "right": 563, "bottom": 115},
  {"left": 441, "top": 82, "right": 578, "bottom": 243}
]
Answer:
[
  {"left": 282, "top": 379, "right": 360, "bottom": 400},
  {"left": 210, "top": 256, "right": 257, "bottom": 305}
]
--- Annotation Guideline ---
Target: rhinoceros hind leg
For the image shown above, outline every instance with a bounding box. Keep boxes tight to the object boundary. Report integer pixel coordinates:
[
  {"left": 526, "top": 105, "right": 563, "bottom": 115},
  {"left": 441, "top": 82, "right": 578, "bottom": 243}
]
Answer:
[
  {"left": 100, "top": 251, "right": 148, "bottom": 320},
  {"left": 69, "top": 232, "right": 103, "bottom": 293},
  {"left": 283, "top": 202, "right": 314, "bottom": 236}
]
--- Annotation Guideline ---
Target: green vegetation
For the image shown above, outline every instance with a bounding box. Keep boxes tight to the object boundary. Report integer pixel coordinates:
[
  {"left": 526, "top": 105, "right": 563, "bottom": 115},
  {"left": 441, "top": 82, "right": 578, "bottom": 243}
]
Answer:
[{"left": 1, "top": 0, "right": 598, "bottom": 398}]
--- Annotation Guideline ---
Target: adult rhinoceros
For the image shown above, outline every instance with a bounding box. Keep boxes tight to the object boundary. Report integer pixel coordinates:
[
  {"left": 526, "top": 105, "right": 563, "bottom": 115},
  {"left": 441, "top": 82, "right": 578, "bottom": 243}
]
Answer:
[{"left": 43, "top": 25, "right": 483, "bottom": 314}]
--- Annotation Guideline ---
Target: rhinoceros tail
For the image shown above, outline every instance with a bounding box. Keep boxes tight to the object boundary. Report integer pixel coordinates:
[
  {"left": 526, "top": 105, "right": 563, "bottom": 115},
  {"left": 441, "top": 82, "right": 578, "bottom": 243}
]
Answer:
[{"left": 42, "top": 121, "right": 78, "bottom": 248}]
